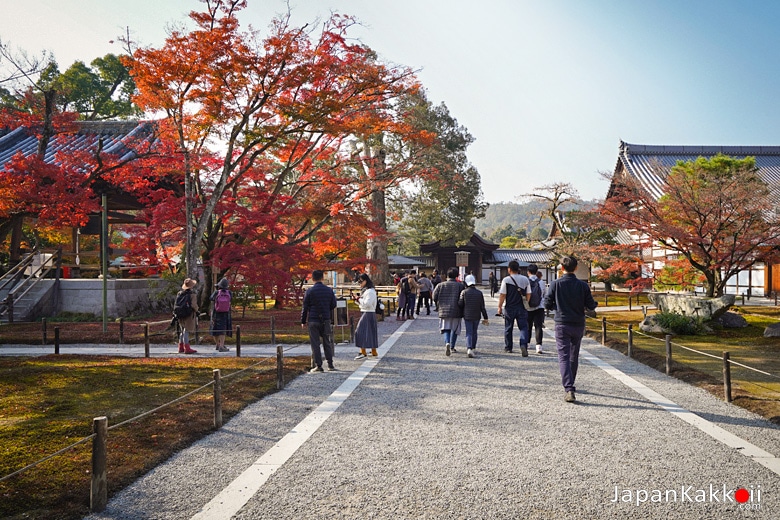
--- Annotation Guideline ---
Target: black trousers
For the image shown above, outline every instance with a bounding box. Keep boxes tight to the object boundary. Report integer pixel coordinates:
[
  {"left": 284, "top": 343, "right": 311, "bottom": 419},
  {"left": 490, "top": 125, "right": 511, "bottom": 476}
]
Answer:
[
  {"left": 527, "top": 308, "right": 545, "bottom": 346},
  {"left": 307, "top": 320, "right": 334, "bottom": 367},
  {"left": 417, "top": 291, "right": 431, "bottom": 314}
]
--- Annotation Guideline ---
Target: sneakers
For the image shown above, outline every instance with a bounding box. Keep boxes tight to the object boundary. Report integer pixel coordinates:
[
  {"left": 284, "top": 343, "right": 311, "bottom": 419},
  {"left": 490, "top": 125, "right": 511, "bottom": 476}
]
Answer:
[
  {"left": 467, "top": 349, "right": 475, "bottom": 358},
  {"left": 450, "top": 346, "right": 457, "bottom": 354},
  {"left": 327, "top": 364, "right": 336, "bottom": 371},
  {"left": 354, "top": 353, "right": 367, "bottom": 360},
  {"left": 564, "top": 391, "right": 576, "bottom": 403},
  {"left": 520, "top": 345, "right": 529, "bottom": 357},
  {"left": 535, "top": 345, "right": 544, "bottom": 354},
  {"left": 504, "top": 348, "right": 513, "bottom": 353},
  {"left": 310, "top": 366, "right": 324, "bottom": 373},
  {"left": 445, "top": 342, "right": 451, "bottom": 356},
  {"left": 217, "top": 346, "right": 229, "bottom": 352}
]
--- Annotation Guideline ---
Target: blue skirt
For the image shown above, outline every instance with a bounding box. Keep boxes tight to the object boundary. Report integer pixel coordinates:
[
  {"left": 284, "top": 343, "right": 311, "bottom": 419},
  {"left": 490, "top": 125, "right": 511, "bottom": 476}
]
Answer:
[
  {"left": 210, "top": 311, "right": 233, "bottom": 337},
  {"left": 355, "top": 312, "right": 378, "bottom": 349}
]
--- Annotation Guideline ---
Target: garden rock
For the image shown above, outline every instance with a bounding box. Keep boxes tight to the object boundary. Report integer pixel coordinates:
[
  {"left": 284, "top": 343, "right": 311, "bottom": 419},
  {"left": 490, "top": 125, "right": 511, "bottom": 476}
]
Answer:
[
  {"left": 639, "top": 315, "right": 666, "bottom": 334},
  {"left": 648, "top": 293, "right": 735, "bottom": 320},
  {"left": 717, "top": 311, "right": 748, "bottom": 328},
  {"left": 764, "top": 322, "right": 780, "bottom": 338}
]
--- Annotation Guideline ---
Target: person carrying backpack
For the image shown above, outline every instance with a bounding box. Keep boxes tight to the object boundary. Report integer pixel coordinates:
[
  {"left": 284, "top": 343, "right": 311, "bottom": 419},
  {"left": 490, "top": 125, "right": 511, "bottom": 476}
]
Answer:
[
  {"left": 210, "top": 277, "right": 233, "bottom": 352},
  {"left": 174, "top": 278, "right": 199, "bottom": 354},
  {"left": 527, "top": 264, "right": 547, "bottom": 354}
]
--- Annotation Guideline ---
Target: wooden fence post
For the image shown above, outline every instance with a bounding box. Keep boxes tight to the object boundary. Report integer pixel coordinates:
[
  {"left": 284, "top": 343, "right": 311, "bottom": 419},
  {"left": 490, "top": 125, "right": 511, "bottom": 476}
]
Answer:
[
  {"left": 144, "top": 323, "right": 150, "bottom": 358},
  {"left": 349, "top": 315, "right": 355, "bottom": 344},
  {"left": 665, "top": 334, "right": 672, "bottom": 375},
  {"left": 723, "top": 351, "right": 732, "bottom": 402},
  {"left": 235, "top": 325, "right": 241, "bottom": 357},
  {"left": 54, "top": 326, "right": 60, "bottom": 354},
  {"left": 213, "top": 369, "right": 223, "bottom": 429},
  {"left": 271, "top": 316, "right": 276, "bottom": 345},
  {"left": 42, "top": 317, "right": 47, "bottom": 345},
  {"left": 276, "top": 345, "right": 284, "bottom": 390},
  {"left": 601, "top": 317, "right": 607, "bottom": 345},
  {"left": 627, "top": 324, "right": 633, "bottom": 358},
  {"left": 90, "top": 416, "right": 108, "bottom": 512}
]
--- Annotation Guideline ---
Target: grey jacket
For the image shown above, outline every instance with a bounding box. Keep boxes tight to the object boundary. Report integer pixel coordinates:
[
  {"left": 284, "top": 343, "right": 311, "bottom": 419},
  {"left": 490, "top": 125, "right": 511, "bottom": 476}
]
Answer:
[{"left": 432, "top": 279, "right": 464, "bottom": 319}]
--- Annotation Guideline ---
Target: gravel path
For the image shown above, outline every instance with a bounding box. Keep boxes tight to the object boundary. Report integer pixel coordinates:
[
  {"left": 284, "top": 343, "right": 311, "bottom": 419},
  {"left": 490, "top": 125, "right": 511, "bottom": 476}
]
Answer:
[{"left": 83, "top": 312, "right": 780, "bottom": 519}]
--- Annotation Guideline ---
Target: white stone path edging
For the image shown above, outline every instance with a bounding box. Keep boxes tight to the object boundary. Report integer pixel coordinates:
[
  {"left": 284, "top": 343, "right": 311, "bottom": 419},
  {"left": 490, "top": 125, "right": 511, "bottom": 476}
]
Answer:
[
  {"left": 189, "top": 319, "right": 413, "bottom": 520},
  {"left": 191, "top": 317, "right": 780, "bottom": 519},
  {"left": 580, "top": 347, "right": 780, "bottom": 476}
]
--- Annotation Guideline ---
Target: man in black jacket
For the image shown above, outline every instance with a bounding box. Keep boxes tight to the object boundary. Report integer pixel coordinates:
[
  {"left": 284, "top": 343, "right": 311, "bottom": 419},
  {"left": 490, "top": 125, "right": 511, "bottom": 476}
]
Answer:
[
  {"left": 301, "top": 270, "right": 338, "bottom": 372},
  {"left": 544, "top": 256, "right": 597, "bottom": 403},
  {"left": 458, "top": 275, "right": 488, "bottom": 358}
]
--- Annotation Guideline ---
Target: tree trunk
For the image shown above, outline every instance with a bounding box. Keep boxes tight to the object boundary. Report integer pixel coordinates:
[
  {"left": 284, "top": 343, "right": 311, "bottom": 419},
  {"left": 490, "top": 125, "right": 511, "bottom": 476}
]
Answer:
[{"left": 366, "top": 188, "right": 390, "bottom": 285}]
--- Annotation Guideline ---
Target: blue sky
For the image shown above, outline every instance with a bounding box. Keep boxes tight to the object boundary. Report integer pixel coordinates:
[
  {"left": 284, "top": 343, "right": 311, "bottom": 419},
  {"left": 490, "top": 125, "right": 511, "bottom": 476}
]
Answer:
[{"left": 2, "top": 0, "right": 780, "bottom": 203}]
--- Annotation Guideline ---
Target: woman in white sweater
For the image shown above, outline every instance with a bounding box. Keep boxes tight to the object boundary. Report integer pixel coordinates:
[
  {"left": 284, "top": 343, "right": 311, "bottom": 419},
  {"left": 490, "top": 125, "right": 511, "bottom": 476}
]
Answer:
[{"left": 352, "top": 273, "right": 378, "bottom": 359}]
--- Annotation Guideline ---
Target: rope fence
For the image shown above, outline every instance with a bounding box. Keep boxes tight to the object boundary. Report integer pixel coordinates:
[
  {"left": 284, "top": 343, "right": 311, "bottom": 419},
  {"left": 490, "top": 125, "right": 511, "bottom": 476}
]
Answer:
[
  {"left": 587, "top": 314, "right": 780, "bottom": 404},
  {"left": 0, "top": 342, "right": 305, "bottom": 513}
]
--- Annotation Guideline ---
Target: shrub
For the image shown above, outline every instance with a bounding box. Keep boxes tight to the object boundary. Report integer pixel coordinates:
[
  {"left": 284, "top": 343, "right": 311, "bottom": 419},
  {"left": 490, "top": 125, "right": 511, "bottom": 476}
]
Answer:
[{"left": 653, "top": 311, "right": 705, "bottom": 335}]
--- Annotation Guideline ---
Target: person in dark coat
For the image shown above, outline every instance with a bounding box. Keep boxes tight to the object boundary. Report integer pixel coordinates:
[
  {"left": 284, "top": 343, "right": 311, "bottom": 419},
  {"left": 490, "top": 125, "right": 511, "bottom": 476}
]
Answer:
[
  {"left": 301, "top": 270, "right": 338, "bottom": 372},
  {"left": 432, "top": 267, "right": 464, "bottom": 356},
  {"left": 210, "top": 277, "right": 233, "bottom": 352},
  {"left": 544, "top": 256, "right": 598, "bottom": 403},
  {"left": 458, "top": 275, "right": 489, "bottom": 358}
]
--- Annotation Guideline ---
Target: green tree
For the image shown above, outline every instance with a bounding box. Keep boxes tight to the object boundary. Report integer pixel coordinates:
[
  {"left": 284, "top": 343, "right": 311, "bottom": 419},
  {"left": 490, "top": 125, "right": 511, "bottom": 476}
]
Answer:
[
  {"left": 603, "top": 154, "right": 780, "bottom": 297},
  {"left": 57, "top": 54, "right": 139, "bottom": 120},
  {"left": 392, "top": 93, "right": 487, "bottom": 248}
]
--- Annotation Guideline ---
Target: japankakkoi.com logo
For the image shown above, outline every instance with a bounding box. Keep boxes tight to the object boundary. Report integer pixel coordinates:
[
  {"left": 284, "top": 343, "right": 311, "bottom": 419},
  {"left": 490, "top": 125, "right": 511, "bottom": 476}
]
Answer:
[{"left": 611, "top": 483, "right": 761, "bottom": 510}]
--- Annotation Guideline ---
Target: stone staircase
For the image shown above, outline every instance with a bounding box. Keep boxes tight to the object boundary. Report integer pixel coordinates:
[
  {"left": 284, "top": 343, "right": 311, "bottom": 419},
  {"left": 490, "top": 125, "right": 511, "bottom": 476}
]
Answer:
[{"left": 0, "top": 250, "right": 60, "bottom": 323}]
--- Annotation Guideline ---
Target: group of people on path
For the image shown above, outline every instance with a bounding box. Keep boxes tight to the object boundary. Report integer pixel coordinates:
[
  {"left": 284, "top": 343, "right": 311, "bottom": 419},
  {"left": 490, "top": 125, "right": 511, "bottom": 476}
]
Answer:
[
  {"left": 393, "top": 269, "right": 441, "bottom": 320},
  {"left": 301, "top": 255, "right": 597, "bottom": 402},
  {"left": 173, "top": 276, "right": 234, "bottom": 355}
]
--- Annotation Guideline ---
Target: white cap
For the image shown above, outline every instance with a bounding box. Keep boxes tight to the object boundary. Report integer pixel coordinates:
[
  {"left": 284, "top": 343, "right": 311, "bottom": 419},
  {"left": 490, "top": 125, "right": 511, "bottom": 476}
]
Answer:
[{"left": 465, "top": 274, "right": 476, "bottom": 286}]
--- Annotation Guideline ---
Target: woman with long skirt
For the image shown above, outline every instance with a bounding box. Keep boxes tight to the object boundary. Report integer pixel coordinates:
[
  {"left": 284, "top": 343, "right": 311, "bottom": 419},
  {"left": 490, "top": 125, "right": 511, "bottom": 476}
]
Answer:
[{"left": 353, "top": 273, "right": 378, "bottom": 359}]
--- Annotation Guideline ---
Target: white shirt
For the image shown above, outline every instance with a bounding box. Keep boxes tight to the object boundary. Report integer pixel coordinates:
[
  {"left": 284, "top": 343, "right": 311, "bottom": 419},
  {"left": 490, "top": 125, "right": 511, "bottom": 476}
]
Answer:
[
  {"left": 358, "top": 288, "right": 377, "bottom": 313},
  {"left": 499, "top": 273, "right": 531, "bottom": 296}
]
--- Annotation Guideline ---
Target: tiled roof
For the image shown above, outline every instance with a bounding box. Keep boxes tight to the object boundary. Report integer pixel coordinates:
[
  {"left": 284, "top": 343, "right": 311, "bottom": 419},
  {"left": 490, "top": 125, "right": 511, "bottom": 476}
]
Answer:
[
  {"left": 615, "top": 140, "right": 780, "bottom": 200},
  {"left": 488, "top": 249, "right": 554, "bottom": 264},
  {"left": 0, "top": 121, "right": 155, "bottom": 168},
  {"left": 388, "top": 255, "right": 427, "bottom": 267}
]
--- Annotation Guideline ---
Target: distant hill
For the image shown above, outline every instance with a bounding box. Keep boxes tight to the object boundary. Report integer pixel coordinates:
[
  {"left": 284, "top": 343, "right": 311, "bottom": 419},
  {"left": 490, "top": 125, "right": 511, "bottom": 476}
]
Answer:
[{"left": 475, "top": 201, "right": 552, "bottom": 241}]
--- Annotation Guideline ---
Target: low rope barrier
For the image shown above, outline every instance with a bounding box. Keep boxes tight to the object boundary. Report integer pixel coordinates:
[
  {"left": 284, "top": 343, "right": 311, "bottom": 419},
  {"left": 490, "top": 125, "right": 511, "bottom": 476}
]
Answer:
[
  {"left": 0, "top": 344, "right": 303, "bottom": 493},
  {"left": 588, "top": 313, "right": 780, "bottom": 402}
]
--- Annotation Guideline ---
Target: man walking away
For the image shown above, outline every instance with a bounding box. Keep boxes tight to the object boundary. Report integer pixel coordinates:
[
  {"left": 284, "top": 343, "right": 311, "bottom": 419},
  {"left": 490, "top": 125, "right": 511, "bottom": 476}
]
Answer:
[
  {"left": 417, "top": 272, "right": 434, "bottom": 315},
  {"left": 431, "top": 269, "right": 442, "bottom": 310},
  {"left": 432, "top": 267, "right": 464, "bottom": 356},
  {"left": 496, "top": 260, "right": 531, "bottom": 356},
  {"left": 526, "top": 264, "right": 547, "bottom": 354},
  {"left": 458, "top": 274, "right": 489, "bottom": 358},
  {"left": 301, "top": 270, "right": 338, "bottom": 372},
  {"left": 544, "top": 256, "right": 597, "bottom": 403}
]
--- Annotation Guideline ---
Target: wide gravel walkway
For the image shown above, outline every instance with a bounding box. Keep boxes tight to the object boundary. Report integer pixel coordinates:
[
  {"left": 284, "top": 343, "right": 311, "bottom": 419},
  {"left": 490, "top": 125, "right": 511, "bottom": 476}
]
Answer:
[{"left": 83, "top": 306, "right": 780, "bottom": 519}]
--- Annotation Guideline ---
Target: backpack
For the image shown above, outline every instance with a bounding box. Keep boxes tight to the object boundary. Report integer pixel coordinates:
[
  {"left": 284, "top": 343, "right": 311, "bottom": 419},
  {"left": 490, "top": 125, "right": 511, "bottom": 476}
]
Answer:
[
  {"left": 401, "top": 277, "right": 411, "bottom": 294},
  {"left": 173, "top": 289, "right": 193, "bottom": 319},
  {"left": 214, "top": 289, "right": 231, "bottom": 312},
  {"left": 528, "top": 278, "right": 543, "bottom": 308}
]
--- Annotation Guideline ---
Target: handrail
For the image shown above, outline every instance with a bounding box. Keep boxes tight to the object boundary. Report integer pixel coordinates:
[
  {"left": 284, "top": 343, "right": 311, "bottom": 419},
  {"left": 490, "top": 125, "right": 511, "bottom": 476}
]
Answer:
[
  {"left": 0, "top": 248, "right": 61, "bottom": 321},
  {"left": 0, "top": 249, "right": 38, "bottom": 293}
]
